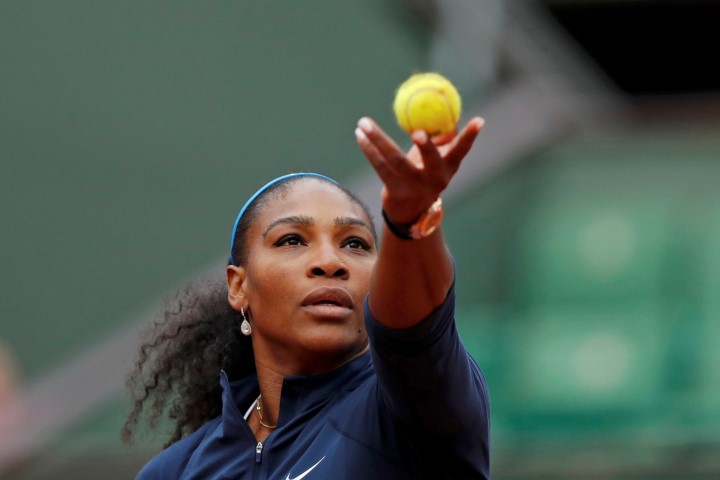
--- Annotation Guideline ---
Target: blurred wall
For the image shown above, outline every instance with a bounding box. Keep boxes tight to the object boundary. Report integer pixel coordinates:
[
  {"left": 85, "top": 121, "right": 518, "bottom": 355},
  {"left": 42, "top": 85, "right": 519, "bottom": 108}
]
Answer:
[{"left": 0, "top": 0, "right": 431, "bottom": 380}]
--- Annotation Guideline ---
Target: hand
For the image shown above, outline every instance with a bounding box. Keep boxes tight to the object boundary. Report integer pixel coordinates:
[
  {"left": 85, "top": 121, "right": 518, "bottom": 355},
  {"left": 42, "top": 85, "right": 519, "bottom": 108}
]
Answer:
[{"left": 355, "top": 116, "right": 484, "bottom": 223}]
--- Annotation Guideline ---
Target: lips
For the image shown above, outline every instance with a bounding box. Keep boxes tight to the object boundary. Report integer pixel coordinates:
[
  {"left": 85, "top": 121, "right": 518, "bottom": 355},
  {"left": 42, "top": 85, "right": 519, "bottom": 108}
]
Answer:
[{"left": 301, "top": 287, "right": 354, "bottom": 309}]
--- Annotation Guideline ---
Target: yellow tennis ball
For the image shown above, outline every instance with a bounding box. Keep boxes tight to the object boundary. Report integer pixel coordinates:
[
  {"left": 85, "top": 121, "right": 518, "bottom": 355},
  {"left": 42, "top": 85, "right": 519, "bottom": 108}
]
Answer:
[{"left": 393, "top": 72, "right": 462, "bottom": 136}]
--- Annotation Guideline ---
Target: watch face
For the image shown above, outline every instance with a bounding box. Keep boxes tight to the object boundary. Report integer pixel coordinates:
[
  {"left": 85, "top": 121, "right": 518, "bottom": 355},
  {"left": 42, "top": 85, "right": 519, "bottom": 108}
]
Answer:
[{"left": 410, "top": 198, "right": 444, "bottom": 239}]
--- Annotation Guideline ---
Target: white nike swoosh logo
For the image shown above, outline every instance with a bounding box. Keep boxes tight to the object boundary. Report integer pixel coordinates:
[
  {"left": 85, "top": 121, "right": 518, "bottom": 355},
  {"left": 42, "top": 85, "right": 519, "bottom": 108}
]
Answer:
[{"left": 286, "top": 456, "right": 325, "bottom": 480}]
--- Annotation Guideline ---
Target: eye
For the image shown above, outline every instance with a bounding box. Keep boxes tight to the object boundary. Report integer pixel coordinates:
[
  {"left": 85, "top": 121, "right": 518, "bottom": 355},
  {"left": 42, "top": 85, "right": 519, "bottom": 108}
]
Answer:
[
  {"left": 274, "top": 234, "right": 306, "bottom": 247},
  {"left": 343, "top": 237, "right": 371, "bottom": 250}
]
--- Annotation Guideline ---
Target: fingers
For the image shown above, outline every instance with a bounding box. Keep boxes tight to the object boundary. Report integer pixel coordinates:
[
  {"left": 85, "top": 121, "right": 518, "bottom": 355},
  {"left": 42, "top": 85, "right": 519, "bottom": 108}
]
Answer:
[
  {"left": 355, "top": 115, "right": 485, "bottom": 199},
  {"left": 442, "top": 117, "right": 484, "bottom": 173},
  {"left": 430, "top": 130, "right": 456, "bottom": 147},
  {"left": 411, "top": 130, "right": 444, "bottom": 179},
  {"left": 356, "top": 117, "right": 417, "bottom": 176},
  {"left": 355, "top": 125, "right": 396, "bottom": 186}
]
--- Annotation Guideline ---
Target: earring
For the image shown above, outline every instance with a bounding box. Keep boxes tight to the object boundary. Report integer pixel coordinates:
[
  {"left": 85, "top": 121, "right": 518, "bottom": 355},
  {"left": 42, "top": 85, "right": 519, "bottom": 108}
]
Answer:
[{"left": 240, "top": 306, "right": 252, "bottom": 336}]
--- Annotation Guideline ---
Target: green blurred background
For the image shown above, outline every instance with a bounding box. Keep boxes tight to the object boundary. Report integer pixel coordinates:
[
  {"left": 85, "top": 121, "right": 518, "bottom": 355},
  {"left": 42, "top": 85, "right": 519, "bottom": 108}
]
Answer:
[{"left": 1, "top": 1, "right": 718, "bottom": 478}]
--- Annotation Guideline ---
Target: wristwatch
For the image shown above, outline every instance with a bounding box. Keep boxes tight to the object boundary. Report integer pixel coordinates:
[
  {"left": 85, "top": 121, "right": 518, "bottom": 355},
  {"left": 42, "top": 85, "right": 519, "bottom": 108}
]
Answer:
[{"left": 381, "top": 198, "right": 444, "bottom": 240}]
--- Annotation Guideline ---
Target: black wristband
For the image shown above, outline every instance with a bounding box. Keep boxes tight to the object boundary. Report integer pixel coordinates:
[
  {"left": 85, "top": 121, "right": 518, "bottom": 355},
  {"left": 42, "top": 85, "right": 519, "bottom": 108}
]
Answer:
[{"left": 381, "top": 209, "right": 414, "bottom": 240}]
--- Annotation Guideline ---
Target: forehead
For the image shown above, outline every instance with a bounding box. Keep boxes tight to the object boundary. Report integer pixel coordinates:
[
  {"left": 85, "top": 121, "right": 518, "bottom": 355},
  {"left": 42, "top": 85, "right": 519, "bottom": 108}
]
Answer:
[{"left": 255, "top": 179, "right": 367, "bottom": 225}]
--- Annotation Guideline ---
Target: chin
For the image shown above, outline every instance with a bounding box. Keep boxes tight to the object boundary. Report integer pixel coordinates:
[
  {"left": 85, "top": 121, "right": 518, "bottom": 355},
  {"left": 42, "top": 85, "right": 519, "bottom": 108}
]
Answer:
[{"left": 301, "top": 329, "right": 368, "bottom": 363}]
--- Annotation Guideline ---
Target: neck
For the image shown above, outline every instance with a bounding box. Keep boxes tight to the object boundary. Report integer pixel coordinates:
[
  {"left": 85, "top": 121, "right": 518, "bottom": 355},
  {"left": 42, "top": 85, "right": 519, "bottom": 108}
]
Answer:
[
  {"left": 250, "top": 343, "right": 370, "bottom": 433},
  {"left": 256, "top": 394, "right": 277, "bottom": 429}
]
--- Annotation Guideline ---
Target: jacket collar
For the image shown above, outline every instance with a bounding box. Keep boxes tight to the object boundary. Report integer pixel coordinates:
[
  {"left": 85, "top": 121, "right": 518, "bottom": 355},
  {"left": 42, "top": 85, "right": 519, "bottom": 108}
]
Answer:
[{"left": 219, "top": 351, "right": 372, "bottom": 434}]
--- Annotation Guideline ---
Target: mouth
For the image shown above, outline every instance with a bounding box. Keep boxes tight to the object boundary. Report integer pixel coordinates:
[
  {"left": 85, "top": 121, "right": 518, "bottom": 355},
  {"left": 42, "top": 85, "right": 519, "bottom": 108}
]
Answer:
[{"left": 301, "top": 287, "right": 354, "bottom": 310}]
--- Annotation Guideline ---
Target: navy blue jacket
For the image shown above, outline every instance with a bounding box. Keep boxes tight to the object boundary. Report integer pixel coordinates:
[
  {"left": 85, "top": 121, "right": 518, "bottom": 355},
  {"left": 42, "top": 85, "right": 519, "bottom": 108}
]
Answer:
[{"left": 137, "top": 282, "right": 490, "bottom": 479}]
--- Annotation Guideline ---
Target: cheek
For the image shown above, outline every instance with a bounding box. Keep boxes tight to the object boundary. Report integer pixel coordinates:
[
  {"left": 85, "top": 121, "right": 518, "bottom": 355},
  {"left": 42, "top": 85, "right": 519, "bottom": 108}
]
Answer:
[
  {"left": 246, "top": 262, "right": 303, "bottom": 308},
  {"left": 353, "top": 263, "right": 374, "bottom": 299}
]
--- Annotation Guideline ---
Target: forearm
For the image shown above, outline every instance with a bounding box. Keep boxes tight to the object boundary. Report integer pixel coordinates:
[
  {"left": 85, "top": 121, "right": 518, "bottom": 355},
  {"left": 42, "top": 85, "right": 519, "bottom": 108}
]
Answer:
[
  {"left": 368, "top": 226, "right": 453, "bottom": 329},
  {"left": 355, "top": 115, "right": 482, "bottom": 327},
  {"left": 366, "top": 279, "right": 490, "bottom": 445}
]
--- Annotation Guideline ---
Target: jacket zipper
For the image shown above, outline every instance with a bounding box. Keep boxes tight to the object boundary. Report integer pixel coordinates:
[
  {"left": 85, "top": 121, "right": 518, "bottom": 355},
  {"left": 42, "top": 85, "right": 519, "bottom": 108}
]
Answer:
[{"left": 255, "top": 441, "right": 263, "bottom": 463}]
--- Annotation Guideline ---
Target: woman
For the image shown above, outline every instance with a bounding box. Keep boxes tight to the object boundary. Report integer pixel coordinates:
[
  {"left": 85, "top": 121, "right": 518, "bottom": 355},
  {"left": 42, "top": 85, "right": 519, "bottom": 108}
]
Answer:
[{"left": 125, "top": 115, "right": 489, "bottom": 479}]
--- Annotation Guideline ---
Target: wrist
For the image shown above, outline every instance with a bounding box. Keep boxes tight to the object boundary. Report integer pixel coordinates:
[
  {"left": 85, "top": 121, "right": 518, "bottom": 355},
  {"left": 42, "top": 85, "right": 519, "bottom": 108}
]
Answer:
[
  {"left": 382, "top": 198, "right": 444, "bottom": 240},
  {"left": 380, "top": 189, "right": 439, "bottom": 224}
]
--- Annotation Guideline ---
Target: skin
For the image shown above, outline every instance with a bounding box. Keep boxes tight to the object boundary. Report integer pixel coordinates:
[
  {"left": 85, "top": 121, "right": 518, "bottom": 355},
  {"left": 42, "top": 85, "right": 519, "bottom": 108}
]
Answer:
[
  {"left": 227, "top": 115, "right": 484, "bottom": 441},
  {"left": 355, "top": 115, "right": 484, "bottom": 326},
  {"left": 227, "top": 180, "right": 377, "bottom": 439}
]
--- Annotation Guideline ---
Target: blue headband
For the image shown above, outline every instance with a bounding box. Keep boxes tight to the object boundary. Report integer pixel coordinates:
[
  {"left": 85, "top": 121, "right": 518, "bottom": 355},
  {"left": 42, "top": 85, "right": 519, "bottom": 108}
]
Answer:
[{"left": 228, "top": 172, "right": 339, "bottom": 264}]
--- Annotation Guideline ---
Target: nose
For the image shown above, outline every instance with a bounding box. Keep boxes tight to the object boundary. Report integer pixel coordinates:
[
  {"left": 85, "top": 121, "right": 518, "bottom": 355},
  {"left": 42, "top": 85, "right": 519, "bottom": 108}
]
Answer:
[{"left": 307, "top": 243, "right": 348, "bottom": 279}]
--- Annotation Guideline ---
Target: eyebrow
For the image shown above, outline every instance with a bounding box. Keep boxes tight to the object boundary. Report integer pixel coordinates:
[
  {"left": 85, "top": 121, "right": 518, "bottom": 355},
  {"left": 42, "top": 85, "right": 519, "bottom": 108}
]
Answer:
[
  {"left": 334, "top": 216, "right": 373, "bottom": 233},
  {"left": 262, "top": 215, "right": 314, "bottom": 238},
  {"left": 262, "top": 215, "right": 372, "bottom": 238}
]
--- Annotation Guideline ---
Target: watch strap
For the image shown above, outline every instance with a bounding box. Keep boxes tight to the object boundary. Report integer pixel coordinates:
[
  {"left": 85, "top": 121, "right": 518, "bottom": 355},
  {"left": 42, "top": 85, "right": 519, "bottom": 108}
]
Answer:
[
  {"left": 381, "top": 198, "right": 443, "bottom": 240},
  {"left": 381, "top": 208, "right": 414, "bottom": 240}
]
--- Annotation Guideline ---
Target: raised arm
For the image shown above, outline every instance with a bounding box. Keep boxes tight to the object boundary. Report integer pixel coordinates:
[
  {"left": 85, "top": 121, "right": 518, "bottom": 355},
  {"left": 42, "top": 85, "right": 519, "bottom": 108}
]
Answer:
[{"left": 354, "top": 116, "right": 484, "bottom": 328}]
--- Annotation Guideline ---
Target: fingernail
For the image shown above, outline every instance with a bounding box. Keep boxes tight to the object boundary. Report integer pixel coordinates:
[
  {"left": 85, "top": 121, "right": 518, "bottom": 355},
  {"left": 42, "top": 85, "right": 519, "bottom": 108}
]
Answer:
[
  {"left": 413, "top": 130, "right": 428, "bottom": 145},
  {"left": 358, "top": 117, "right": 373, "bottom": 133},
  {"left": 355, "top": 127, "right": 368, "bottom": 143}
]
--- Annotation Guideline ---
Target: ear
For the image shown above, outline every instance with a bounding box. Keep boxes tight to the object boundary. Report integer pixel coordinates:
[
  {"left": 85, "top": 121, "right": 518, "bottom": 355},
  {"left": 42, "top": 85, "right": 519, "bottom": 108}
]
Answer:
[{"left": 226, "top": 265, "right": 248, "bottom": 312}]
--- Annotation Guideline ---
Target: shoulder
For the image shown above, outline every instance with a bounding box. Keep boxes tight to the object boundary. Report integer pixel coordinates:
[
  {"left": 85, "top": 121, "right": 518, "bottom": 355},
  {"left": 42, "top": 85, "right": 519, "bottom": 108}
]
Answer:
[{"left": 135, "top": 419, "right": 220, "bottom": 480}]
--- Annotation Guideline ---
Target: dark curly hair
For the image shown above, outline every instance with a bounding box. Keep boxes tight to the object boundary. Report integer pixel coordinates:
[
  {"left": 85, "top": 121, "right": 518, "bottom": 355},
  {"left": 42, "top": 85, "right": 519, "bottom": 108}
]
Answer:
[{"left": 123, "top": 175, "right": 375, "bottom": 447}]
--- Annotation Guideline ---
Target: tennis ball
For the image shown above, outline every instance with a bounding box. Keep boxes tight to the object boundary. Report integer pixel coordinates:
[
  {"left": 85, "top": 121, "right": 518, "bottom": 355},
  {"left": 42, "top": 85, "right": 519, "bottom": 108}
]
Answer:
[{"left": 393, "top": 72, "right": 462, "bottom": 137}]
